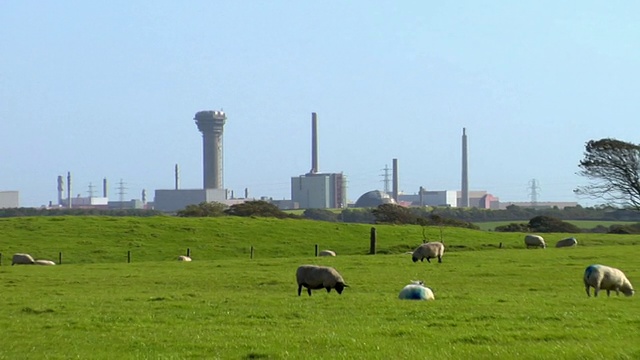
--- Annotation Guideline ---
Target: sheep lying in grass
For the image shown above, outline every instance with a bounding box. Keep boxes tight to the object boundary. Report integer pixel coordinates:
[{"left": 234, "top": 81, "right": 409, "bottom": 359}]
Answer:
[
  {"left": 555, "top": 237, "right": 578, "bottom": 248},
  {"left": 318, "top": 250, "right": 336, "bottom": 257},
  {"left": 34, "top": 260, "right": 56, "bottom": 265},
  {"left": 411, "top": 242, "right": 445, "bottom": 263},
  {"left": 12, "top": 253, "right": 35, "bottom": 265},
  {"left": 296, "top": 265, "right": 348, "bottom": 296},
  {"left": 524, "top": 234, "right": 546, "bottom": 249},
  {"left": 584, "top": 264, "right": 634, "bottom": 297},
  {"left": 398, "top": 280, "right": 435, "bottom": 300},
  {"left": 177, "top": 256, "right": 192, "bottom": 262}
]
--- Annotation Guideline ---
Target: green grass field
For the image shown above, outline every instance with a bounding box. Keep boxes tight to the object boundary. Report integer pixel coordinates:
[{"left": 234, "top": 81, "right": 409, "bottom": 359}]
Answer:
[{"left": 1, "top": 217, "right": 639, "bottom": 359}]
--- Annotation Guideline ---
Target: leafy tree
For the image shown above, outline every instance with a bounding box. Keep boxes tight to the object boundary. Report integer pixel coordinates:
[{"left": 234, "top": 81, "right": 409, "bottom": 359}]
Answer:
[
  {"left": 302, "top": 209, "right": 338, "bottom": 222},
  {"left": 528, "top": 215, "right": 581, "bottom": 233},
  {"left": 176, "top": 202, "right": 227, "bottom": 217},
  {"left": 575, "top": 138, "right": 640, "bottom": 210},
  {"left": 372, "top": 204, "right": 417, "bottom": 224},
  {"left": 224, "top": 200, "right": 296, "bottom": 218}
]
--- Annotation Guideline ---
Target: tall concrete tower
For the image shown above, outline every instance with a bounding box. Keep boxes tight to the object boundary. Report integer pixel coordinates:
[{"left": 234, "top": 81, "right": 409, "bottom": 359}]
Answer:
[
  {"left": 460, "top": 128, "right": 469, "bottom": 207},
  {"left": 194, "top": 110, "right": 226, "bottom": 189}
]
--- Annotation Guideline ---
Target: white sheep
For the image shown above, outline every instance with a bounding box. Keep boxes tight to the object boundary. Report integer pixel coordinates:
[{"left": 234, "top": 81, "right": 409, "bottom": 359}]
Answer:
[
  {"left": 318, "top": 250, "right": 336, "bottom": 257},
  {"left": 555, "top": 237, "right": 578, "bottom": 248},
  {"left": 411, "top": 242, "right": 445, "bottom": 263},
  {"left": 11, "top": 253, "right": 35, "bottom": 265},
  {"left": 398, "top": 280, "right": 435, "bottom": 300},
  {"left": 296, "top": 265, "right": 348, "bottom": 296},
  {"left": 524, "top": 234, "right": 546, "bottom": 249},
  {"left": 584, "top": 264, "right": 634, "bottom": 297},
  {"left": 34, "top": 260, "right": 56, "bottom": 265},
  {"left": 177, "top": 255, "right": 192, "bottom": 262}
]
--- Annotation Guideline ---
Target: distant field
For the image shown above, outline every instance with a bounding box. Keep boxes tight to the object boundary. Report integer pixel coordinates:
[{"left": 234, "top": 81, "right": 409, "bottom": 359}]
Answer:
[
  {"left": 0, "top": 216, "right": 639, "bottom": 358},
  {"left": 475, "top": 220, "right": 639, "bottom": 231}
]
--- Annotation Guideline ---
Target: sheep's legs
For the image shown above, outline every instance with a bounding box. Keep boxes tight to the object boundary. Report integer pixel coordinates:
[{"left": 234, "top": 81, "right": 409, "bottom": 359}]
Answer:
[
  {"left": 297, "top": 285, "right": 303, "bottom": 296},
  {"left": 437, "top": 255, "right": 442, "bottom": 263}
]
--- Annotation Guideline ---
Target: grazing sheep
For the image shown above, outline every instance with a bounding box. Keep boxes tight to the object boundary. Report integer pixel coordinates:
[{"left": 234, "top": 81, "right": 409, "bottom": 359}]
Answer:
[
  {"left": 296, "top": 265, "right": 348, "bottom": 296},
  {"left": 411, "top": 242, "right": 445, "bottom": 263},
  {"left": 11, "top": 253, "right": 35, "bottom": 265},
  {"left": 177, "top": 255, "right": 192, "bottom": 262},
  {"left": 318, "top": 250, "right": 336, "bottom": 257},
  {"left": 584, "top": 264, "right": 634, "bottom": 297},
  {"left": 34, "top": 260, "right": 56, "bottom": 265},
  {"left": 556, "top": 237, "right": 578, "bottom": 248},
  {"left": 398, "top": 280, "right": 435, "bottom": 300},
  {"left": 524, "top": 234, "right": 546, "bottom": 249}
]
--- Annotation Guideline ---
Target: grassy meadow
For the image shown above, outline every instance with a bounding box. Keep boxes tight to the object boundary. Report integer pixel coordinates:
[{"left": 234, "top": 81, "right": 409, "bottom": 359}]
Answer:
[{"left": 1, "top": 216, "right": 639, "bottom": 359}]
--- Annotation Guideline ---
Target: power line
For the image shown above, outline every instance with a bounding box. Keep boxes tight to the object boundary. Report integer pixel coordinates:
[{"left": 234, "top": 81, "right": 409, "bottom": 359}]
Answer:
[
  {"left": 380, "top": 164, "right": 391, "bottom": 193},
  {"left": 528, "top": 179, "right": 541, "bottom": 206}
]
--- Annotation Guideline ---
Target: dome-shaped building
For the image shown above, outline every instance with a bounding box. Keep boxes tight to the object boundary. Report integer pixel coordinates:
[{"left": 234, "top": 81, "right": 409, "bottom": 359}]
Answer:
[{"left": 354, "top": 190, "right": 397, "bottom": 208}]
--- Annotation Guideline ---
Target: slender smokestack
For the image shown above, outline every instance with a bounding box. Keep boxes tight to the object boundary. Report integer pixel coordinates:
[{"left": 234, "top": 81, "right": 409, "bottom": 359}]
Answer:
[
  {"left": 461, "top": 128, "right": 469, "bottom": 207},
  {"left": 142, "top": 189, "right": 147, "bottom": 204},
  {"left": 103, "top": 178, "right": 108, "bottom": 198},
  {"left": 67, "top": 171, "right": 72, "bottom": 209},
  {"left": 310, "top": 112, "right": 318, "bottom": 174},
  {"left": 245, "top": 188, "right": 249, "bottom": 199},
  {"left": 392, "top": 158, "right": 398, "bottom": 202},
  {"left": 419, "top": 186, "right": 424, "bottom": 207},
  {"left": 57, "top": 176, "right": 64, "bottom": 206},
  {"left": 175, "top": 164, "right": 179, "bottom": 190}
]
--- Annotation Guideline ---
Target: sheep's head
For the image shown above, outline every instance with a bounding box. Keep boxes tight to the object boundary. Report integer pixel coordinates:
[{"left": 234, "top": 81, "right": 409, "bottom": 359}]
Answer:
[
  {"left": 621, "top": 283, "right": 635, "bottom": 297},
  {"left": 412, "top": 256, "right": 419, "bottom": 263},
  {"left": 335, "top": 282, "right": 349, "bottom": 294}
]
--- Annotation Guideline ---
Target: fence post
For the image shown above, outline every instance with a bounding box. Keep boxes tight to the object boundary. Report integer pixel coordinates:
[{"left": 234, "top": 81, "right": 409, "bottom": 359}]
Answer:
[
  {"left": 315, "top": 244, "right": 319, "bottom": 257},
  {"left": 0, "top": 253, "right": 2, "bottom": 266},
  {"left": 127, "top": 250, "right": 131, "bottom": 263},
  {"left": 59, "top": 252, "right": 63, "bottom": 265},
  {"left": 250, "top": 246, "right": 254, "bottom": 260},
  {"left": 187, "top": 248, "right": 191, "bottom": 257},
  {"left": 369, "top": 227, "right": 377, "bottom": 255}
]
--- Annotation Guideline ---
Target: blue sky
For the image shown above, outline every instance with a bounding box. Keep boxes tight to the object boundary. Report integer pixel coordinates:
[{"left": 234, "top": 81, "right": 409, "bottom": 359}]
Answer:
[{"left": 1, "top": 1, "right": 639, "bottom": 207}]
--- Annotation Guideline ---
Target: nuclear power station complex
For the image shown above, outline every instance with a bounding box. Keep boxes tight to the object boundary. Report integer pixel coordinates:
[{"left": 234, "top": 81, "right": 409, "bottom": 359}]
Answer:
[{"left": 0, "top": 108, "right": 577, "bottom": 211}]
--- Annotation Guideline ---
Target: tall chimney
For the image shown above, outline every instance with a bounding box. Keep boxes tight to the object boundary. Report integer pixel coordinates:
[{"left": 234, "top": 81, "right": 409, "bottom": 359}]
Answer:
[
  {"left": 67, "top": 171, "right": 72, "bottom": 209},
  {"left": 392, "top": 158, "right": 399, "bottom": 202},
  {"left": 461, "top": 128, "right": 469, "bottom": 207},
  {"left": 57, "top": 175, "right": 64, "bottom": 206},
  {"left": 175, "top": 164, "right": 179, "bottom": 190},
  {"left": 245, "top": 188, "right": 249, "bottom": 199},
  {"left": 103, "top": 178, "right": 108, "bottom": 198},
  {"left": 310, "top": 112, "right": 318, "bottom": 174}
]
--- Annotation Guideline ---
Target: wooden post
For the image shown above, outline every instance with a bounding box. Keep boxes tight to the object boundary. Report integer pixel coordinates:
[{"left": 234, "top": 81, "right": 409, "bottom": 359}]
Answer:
[
  {"left": 369, "top": 227, "right": 377, "bottom": 255},
  {"left": 250, "top": 246, "right": 254, "bottom": 259},
  {"left": 187, "top": 248, "right": 191, "bottom": 257},
  {"left": 499, "top": 242, "right": 503, "bottom": 249},
  {"left": 59, "top": 252, "right": 63, "bottom": 265},
  {"left": 315, "top": 244, "right": 319, "bottom": 257},
  {"left": 127, "top": 250, "right": 131, "bottom": 263}
]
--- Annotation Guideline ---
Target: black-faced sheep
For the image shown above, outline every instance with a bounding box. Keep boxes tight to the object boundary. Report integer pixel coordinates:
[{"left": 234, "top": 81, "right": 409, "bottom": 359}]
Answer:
[
  {"left": 296, "top": 265, "right": 348, "bottom": 296},
  {"left": 411, "top": 242, "right": 445, "bottom": 263}
]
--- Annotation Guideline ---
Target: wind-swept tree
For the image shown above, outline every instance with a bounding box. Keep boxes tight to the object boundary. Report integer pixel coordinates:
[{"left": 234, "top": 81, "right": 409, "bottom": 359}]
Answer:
[{"left": 575, "top": 138, "right": 640, "bottom": 211}]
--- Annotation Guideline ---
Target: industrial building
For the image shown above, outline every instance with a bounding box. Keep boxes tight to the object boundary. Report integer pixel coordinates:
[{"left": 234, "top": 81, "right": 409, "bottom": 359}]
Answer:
[
  {"left": 153, "top": 110, "right": 229, "bottom": 212},
  {"left": 290, "top": 112, "right": 347, "bottom": 209},
  {"left": 0, "top": 191, "right": 19, "bottom": 208}
]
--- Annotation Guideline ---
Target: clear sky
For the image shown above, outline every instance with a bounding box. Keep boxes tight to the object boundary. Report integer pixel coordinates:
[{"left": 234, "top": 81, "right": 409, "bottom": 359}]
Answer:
[{"left": 1, "top": 1, "right": 639, "bottom": 208}]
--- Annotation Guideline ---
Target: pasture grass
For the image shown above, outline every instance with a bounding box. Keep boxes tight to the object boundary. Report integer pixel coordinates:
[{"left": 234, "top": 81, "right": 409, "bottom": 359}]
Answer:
[
  {"left": 1, "top": 245, "right": 639, "bottom": 359},
  {"left": 1, "top": 216, "right": 639, "bottom": 265},
  {"left": 1, "top": 216, "right": 639, "bottom": 359}
]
